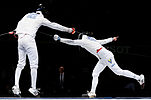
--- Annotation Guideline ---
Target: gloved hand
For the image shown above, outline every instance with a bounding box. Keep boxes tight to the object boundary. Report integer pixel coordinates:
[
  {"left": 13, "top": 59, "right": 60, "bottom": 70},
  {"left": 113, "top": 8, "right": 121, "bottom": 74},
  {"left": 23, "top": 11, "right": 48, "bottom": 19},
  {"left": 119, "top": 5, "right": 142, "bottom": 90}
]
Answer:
[
  {"left": 9, "top": 31, "right": 18, "bottom": 38},
  {"left": 68, "top": 28, "right": 75, "bottom": 34},
  {"left": 53, "top": 34, "right": 60, "bottom": 41},
  {"left": 113, "top": 36, "right": 119, "bottom": 41},
  {"left": 9, "top": 30, "right": 16, "bottom": 35}
]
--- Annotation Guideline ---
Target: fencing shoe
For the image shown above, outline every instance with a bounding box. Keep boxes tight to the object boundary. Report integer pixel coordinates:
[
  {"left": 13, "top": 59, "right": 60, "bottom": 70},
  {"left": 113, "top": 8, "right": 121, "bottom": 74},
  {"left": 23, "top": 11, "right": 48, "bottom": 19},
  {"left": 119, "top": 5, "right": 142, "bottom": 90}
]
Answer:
[
  {"left": 12, "top": 85, "right": 21, "bottom": 97},
  {"left": 138, "top": 74, "right": 145, "bottom": 89},
  {"left": 28, "top": 88, "right": 40, "bottom": 96},
  {"left": 87, "top": 91, "right": 96, "bottom": 98}
]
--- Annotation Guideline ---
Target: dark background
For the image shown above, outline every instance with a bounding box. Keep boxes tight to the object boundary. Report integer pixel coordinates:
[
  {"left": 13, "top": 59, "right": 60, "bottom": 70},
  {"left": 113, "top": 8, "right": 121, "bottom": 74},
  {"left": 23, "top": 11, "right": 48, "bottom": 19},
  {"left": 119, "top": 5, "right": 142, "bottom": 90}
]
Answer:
[{"left": 0, "top": 0, "right": 151, "bottom": 97}]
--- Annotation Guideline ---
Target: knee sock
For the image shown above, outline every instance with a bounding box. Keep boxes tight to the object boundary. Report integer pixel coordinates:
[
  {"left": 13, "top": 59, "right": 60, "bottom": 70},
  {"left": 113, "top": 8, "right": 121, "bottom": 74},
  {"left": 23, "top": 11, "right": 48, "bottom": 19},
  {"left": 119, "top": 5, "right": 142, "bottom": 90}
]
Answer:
[
  {"left": 15, "top": 67, "right": 23, "bottom": 88},
  {"left": 31, "top": 68, "right": 37, "bottom": 89},
  {"left": 90, "top": 76, "right": 98, "bottom": 93}
]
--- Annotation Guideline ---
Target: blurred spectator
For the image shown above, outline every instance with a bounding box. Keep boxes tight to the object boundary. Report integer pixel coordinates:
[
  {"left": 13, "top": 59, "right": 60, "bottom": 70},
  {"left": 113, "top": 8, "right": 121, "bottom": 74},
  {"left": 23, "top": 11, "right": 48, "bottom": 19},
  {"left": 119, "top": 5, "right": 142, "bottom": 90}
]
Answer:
[{"left": 59, "top": 66, "right": 64, "bottom": 89}]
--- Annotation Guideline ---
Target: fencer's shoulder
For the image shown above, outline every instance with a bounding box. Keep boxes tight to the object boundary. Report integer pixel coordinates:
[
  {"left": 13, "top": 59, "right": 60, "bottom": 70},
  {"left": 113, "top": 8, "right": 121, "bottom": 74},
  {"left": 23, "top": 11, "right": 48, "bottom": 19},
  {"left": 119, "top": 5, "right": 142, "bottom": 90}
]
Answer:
[
  {"left": 23, "top": 13, "right": 34, "bottom": 18},
  {"left": 21, "top": 13, "right": 30, "bottom": 19},
  {"left": 26, "top": 12, "right": 35, "bottom": 15},
  {"left": 23, "top": 13, "right": 29, "bottom": 17}
]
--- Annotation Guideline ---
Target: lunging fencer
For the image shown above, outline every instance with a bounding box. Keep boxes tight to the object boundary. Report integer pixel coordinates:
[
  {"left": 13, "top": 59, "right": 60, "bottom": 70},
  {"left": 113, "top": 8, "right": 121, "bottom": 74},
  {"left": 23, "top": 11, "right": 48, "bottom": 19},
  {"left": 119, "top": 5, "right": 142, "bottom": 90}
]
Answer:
[
  {"left": 9, "top": 4, "right": 75, "bottom": 97},
  {"left": 53, "top": 34, "right": 145, "bottom": 98}
]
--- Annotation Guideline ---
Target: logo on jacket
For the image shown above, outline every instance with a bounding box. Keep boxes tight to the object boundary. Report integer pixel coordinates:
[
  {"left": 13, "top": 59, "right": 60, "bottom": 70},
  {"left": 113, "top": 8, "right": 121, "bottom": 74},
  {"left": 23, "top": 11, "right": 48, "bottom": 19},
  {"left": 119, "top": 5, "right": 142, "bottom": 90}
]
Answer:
[
  {"left": 108, "top": 59, "right": 115, "bottom": 67},
  {"left": 108, "top": 59, "right": 112, "bottom": 63}
]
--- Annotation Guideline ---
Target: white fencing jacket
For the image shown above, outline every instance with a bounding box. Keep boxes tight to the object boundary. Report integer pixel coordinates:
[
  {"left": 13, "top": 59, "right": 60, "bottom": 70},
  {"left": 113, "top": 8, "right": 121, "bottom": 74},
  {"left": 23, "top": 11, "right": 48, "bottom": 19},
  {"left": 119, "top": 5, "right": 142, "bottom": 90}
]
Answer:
[
  {"left": 60, "top": 35, "right": 114, "bottom": 59},
  {"left": 15, "top": 11, "right": 72, "bottom": 38}
]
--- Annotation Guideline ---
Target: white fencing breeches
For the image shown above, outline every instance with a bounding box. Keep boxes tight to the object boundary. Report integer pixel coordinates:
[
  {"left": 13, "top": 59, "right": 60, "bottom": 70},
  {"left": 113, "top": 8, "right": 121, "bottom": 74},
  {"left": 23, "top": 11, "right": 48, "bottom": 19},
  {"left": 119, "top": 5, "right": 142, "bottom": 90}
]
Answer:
[
  {"left": 15, "top": 35, "right": 38, "bottom": 89},
  {"left": 17, "top": 35, "right": 38, "bottom": 69},
  {"left": 90, "top": 50, "right": 140, "bottom": 93}
]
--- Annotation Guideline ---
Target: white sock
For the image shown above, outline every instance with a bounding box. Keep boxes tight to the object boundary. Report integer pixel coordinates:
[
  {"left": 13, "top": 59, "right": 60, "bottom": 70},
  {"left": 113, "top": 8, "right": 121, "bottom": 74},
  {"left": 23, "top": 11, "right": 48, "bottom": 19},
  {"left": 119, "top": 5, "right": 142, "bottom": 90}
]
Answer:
[
  {"left": 15, "top": 67, "right": 23, "bottom": 88},
  {"left": 90, "top": 76, "right": 98, "bottom": 93},
  {"left": 31, "top": 68, "right": 37, "bottom": 89}
]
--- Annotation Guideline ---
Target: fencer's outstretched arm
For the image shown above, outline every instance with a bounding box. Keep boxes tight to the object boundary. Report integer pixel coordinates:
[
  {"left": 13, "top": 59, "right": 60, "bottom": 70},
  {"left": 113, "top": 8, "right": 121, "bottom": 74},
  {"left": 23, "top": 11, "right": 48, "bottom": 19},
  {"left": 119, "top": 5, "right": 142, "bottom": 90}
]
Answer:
[
  {"left": 42, "top": 18, "right": 75, "bottom": 34},
  {"left": 60, "top": 38, "right": 83, "bottom": 46},
  {"left": 54, "top": 34, "right": 82, "bottom": 46},
  {"left": 96, "top": 38, "right": 114, "bottom": 45},
  {"left": 97, "top": 36, "right": 118, "bottom": 45}
]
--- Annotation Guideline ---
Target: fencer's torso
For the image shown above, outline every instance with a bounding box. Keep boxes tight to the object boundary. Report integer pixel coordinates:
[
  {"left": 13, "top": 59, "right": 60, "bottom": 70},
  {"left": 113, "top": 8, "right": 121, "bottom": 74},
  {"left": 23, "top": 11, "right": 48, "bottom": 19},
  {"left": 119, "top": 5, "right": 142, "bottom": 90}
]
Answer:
[{"left": 80, "top": 35, "right": 112, "bottom": 59}]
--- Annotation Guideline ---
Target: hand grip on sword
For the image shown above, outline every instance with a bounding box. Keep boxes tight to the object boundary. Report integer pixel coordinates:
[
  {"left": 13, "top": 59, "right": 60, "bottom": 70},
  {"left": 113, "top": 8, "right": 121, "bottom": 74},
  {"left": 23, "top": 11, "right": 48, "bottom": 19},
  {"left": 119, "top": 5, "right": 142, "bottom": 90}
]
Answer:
[{"left": 8, "top": 30, "right": 18, "bottom": 38}]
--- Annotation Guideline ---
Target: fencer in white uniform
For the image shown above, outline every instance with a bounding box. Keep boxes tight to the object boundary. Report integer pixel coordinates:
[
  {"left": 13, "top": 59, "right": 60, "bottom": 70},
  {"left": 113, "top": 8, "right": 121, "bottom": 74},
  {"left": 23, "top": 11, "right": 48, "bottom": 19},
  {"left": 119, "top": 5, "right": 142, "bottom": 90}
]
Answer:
[
  {"left": 10, "top": 10, "right": 75, "bottom": 96},
  {"left": 54, "top": 34, "right": 145, "bottom": 98}
]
